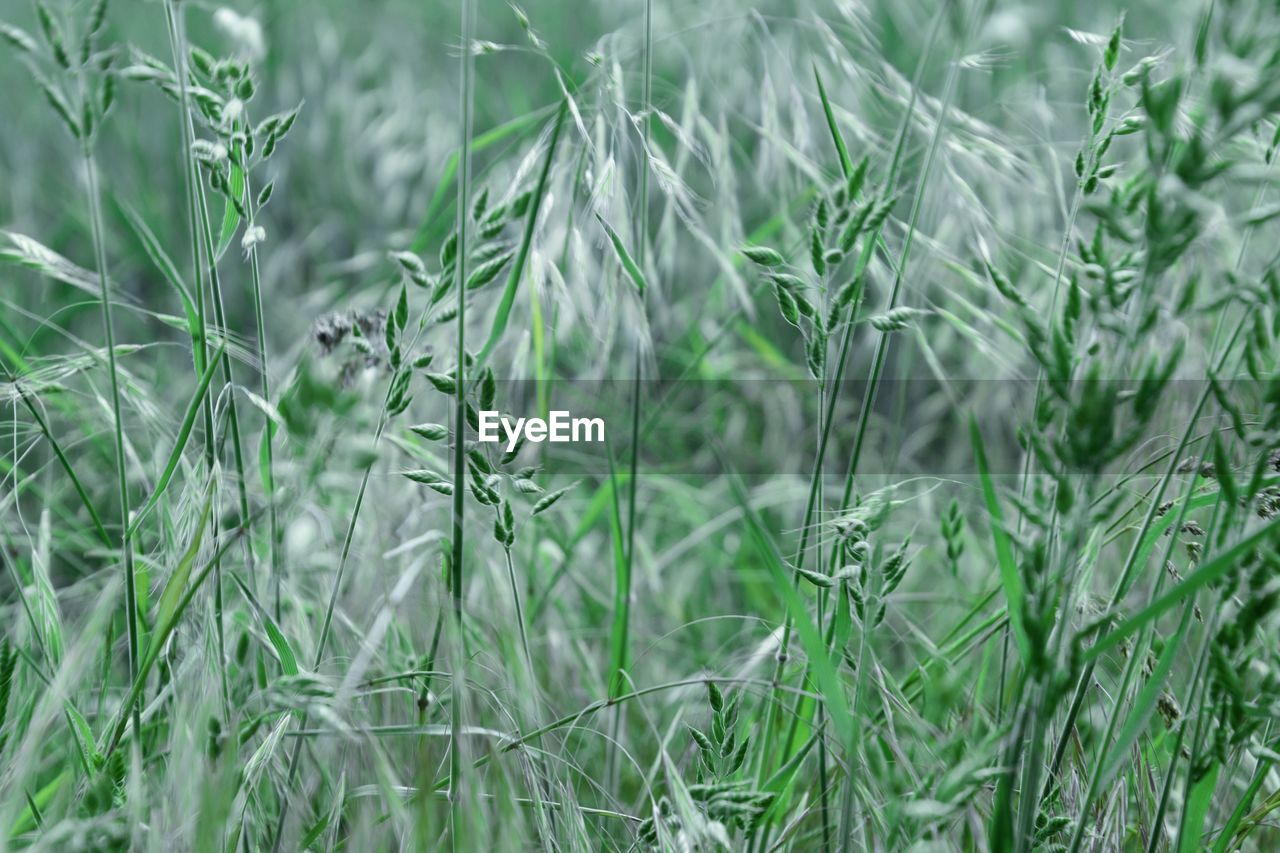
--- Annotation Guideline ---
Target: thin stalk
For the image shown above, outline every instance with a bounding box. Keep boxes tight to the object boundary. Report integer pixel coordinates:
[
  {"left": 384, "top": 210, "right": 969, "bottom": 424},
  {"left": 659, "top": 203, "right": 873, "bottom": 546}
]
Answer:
[
  {"left": 163, "top": 0, "right": 233, "bottom": 725},
  {"left": 449, "top": 0, "right": 476, "bottom": 844},
  {"left": 1037, "top": 44, "right": 1269, "bottom": 829},
  {"left": 502, "top": 546, "right": 536, "bottom": 690},
  {"left": 1145, "top": 593, "right": 1224, "bottom": 853},
  {"left": 766, "top": 7, "right": 966, "bottom": 844},
  {"left": 238, "top": 165, "right": 282, "bottom": 619},
  {"left": 1172, "top": 466, "right": 1247, "bottom": 852},
  {"left": 82, "top": 143, "right": 141, "bottom": 739},
  {"left": 269, "top": 378, "right": 396, "bottom": 852},
  {"left": 268, "top": 79, "right": 474, "bottom": 853},
  {"left": 832, "top": 12, "right": 974, "bottom": 849},
  {"left": 5, "top": 379, "right": 111, "bottom": 548},
  {"left": 1040, "top": 267, "right": 1255, "bottom": 804},
  {"left": 833, "top": 4, "right": 968, "bottom": 527},
  {"left": 751, "top": 15, "right": 943, "bottom": 805},
  {"left": 606, "top": 0, "right": 653, "bottom": 792},
  {"left": 163, "top": 0, "right": 216, "bottom": 475}
]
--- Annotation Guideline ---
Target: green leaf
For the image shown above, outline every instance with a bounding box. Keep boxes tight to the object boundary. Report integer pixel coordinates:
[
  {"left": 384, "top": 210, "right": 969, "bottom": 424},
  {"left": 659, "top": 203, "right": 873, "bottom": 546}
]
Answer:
[
  {"left": 1179, "top": 762, "right": 1220, "bottom": 853},
  {"left": 970, "top": 415, "right": 1031, "bottom": 666},
  {"left": 1097, "top": 600, "right": 1194, "bottom": 790},
  {"left": 151, "top": 480, "right": 216, "bottom": 639},
  {"left": 215, "top": 164, "right": 244, "bottom": 260},
  {"left": 475, "top": 102, "right": 567, "bottom": 367},
  {"left": 103, "top": 485, "right": 221, "bottom": 757},
  {"left": 64, "top": 702, "right": 99, "bottom": 771},
  {"left": 1087, "top": 514, "right": 1280, "bottom": 661},
  {"left": 725, "top": 469, "right": 854, "bottom": 750},
  {"left": 595, "top": 213, "right": 647, "bottom": 296},
  {"left": 227, "top": 571, "right": 298, "bottom": 676},
  {"left": 118, "top": 200, "right": 200, "bottom": 349},
  {"left": 128, "top": 345, "right": 226, "bottom": 538},
  {"left": 7, "top": 770, "right": 68, "bottom": 838},
  {"left": 812, "top": 63, "right": 853, "bottom": 178}
]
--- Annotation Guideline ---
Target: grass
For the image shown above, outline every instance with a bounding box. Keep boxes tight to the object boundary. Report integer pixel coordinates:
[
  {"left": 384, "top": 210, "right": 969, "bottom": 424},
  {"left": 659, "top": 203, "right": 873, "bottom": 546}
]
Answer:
[{"left": 3, "top": 0, "right": 1280, "bottom": 850}]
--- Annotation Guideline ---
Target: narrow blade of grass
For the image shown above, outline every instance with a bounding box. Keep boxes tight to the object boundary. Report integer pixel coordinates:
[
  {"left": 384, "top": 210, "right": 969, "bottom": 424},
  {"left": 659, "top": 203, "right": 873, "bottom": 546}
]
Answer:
[
  {"left": 970, "top": 415, "right": 1031, "bottom": 666},
  {"left": 475, "top": 102, "right": 567, "bottom": 367},
  {"left": 1084, "top": 516, "right": 1280, "bottom": 662},
  {"left": 126, "top": 344, "right": 226, "bottom": 538}
]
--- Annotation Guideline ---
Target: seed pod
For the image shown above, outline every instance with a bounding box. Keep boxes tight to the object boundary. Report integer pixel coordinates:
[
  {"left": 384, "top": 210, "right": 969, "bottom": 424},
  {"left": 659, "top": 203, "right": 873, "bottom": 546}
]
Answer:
[
  {"left": 402, "top": 469, "right": 452, "bottom": 495},
  {"left": 425, "top": 372, "right": 458, "bottom": 394},
  {"left": 500, "top": 434, "right": 525, "bottom": 465},
  {"left": 513, "top": 478, "right": 542, "bottom": 494},
  {"left": 796, "top": 566, "right": 834, "bottom": 588},
  {"left": 707, "top": 681, "right": 724, "bottom": 713},
  {"left": 510, "top": 189, "right": 533, "bottom": 218},
  {"left": 0, "top": 22, "right": 39, "bottom": 54},
  {"left": 479, "top": 369, "right": 497, "bottom": 409},
  {"left": 38, "top": 81, "right": 80, "bottom": 140},
  {"left": 35, "top": 2, "right": 70, "bottom": 69},
  {"left": 532, "top": 484, "right": 575, "bottom": 515},
  {"left": 866, "top": 194, "right": 898, "bottom": 231},
  {"left": 774, "top": 284, "right": 800, "bottom": 327},
  {"left": 466, "top": 251, "right": 513, "bottom": 290},
  {"left": 810, "top": 227, "right": 826, "bottom": 276},
  {"left": 740, "top": 245, "right": 784, "bottom": 267},
  {"left": 1104, "top": 19, "right": 1122, "bottom": 71},
  {"left": 768, "top": 272, "right": 805, "bottom": 291},
  {"left": 806, "top": 332, "right": 826, "bottom": 381},
  {"left": 688, "top": 725, "right": 714, "bottom": 756},
  {"left": 846, "top": 155, "right": 871, "bottom": 200},
  {"left": 440, "top": 231, "right": 459, "bottom": 269},
  {"left": 869, "top": 306, "right": 921, "bottom": 332},
  {"left": 409, "top": 423, "right": 449, "bottom": 441}
]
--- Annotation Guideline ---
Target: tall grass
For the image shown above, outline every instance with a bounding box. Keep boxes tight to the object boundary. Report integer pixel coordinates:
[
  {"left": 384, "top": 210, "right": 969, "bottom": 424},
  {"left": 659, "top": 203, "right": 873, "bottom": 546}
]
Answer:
[{"left": 3, "top": 0, "right": 1280, "bottom": 850}]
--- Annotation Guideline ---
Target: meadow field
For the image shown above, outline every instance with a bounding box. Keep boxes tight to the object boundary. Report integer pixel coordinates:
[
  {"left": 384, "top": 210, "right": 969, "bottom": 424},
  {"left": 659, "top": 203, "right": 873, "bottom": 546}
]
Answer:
[{"left": 2, "top": 0, "right": 1280, "bottom": 849}]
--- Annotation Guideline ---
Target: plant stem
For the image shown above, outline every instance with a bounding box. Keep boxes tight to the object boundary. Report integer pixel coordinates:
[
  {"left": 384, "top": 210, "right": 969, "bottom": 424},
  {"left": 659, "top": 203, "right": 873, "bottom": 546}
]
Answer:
[
  {"left": 449, "top": 0, "right": 476, "bottom": 843},
  {"left": 238, "top": 167, "right": 282, "bottom": 620},
  {"left": 606, "top": 0, "right": 653, "bottom": 793},
  {"left": 82, "top": 143, "right": 141, "bottom": 740},
  {"left": 162, "top": 0, "right": 234, "bottom": 726}
]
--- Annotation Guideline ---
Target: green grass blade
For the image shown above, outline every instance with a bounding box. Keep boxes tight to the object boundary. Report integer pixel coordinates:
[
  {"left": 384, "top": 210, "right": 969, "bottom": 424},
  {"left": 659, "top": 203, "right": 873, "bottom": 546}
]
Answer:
[
  {"left": 724, "top": 467, "right": 853, "bottom": 749},
  {"left": 970, "top": 415, "right": 1031, "bottom": 665},
  {"left": 475, "top": 102, "right": 567, "bottom": 367},
  {"left": 5, "top": 376, "right": 111, "bottom": 547},
  {"left": 214, "top": 164, "right": 243, "bottom": 261},
  {"left": 1178, "top": 762, "right": 1220, "bottom": 853},
  {"left": 116, "top": 199, "right": 200, "bottom": 348},
  {"left": 1097, "top": 600, "right": 1195, "bottom": 790},
  {"left": 104, "top": 480, "right": 220, "bottom": 757},
  {"left": 410, "top": 106, "right": 557, "bottom": 251},
  {"left": 595, "top": 214, "right": 647, "bottom": 296},
  {"left": 812, "top": 63, "right": 852, "bottom": 177},
  {"left": 126, "top": 344, "right": 226, "bottom": 538},
  {"left": 605, "top": 444, "right": 631, "bottom": 700},
  {"left": 227, "top": 570, "right": 299, "bottom": 676},
  {"left": 1085, "top": 516, "right": 1280, "bottom": 662}
]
